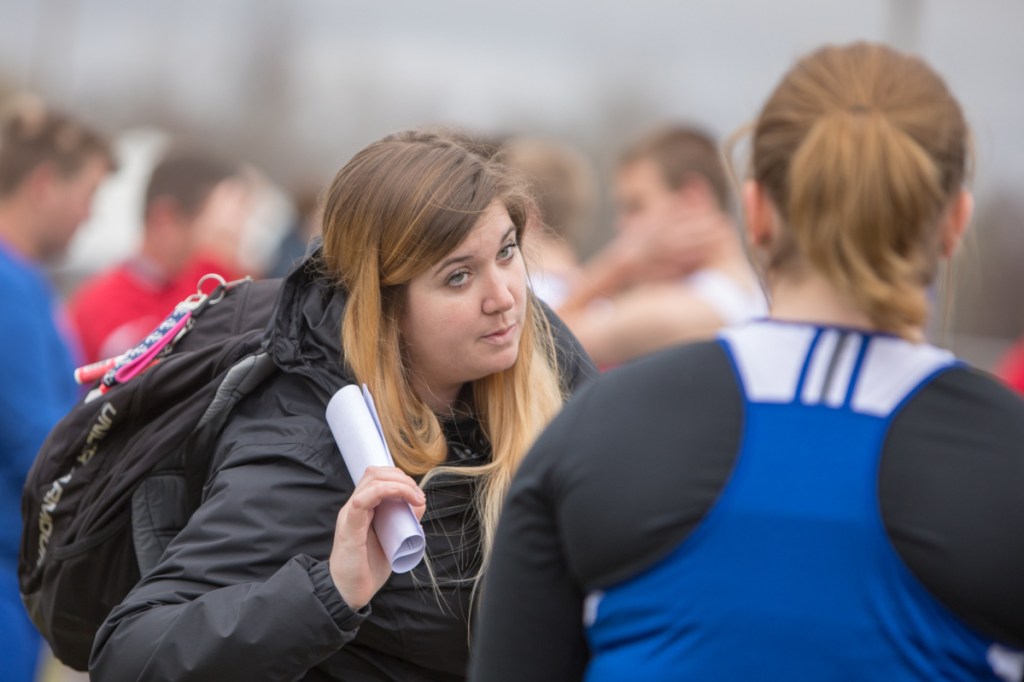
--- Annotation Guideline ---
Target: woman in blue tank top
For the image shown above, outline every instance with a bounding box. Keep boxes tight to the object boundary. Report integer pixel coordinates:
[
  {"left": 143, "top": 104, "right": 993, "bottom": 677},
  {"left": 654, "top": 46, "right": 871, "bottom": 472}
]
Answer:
[{"left": 470, "top": 42, "right": 1024, "bottom": 682}]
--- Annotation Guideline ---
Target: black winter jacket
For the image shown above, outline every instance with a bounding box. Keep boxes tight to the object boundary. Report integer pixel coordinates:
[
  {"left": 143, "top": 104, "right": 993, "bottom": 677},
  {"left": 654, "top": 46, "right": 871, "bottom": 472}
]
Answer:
[{"left": 90, "top": 256, "right": 596, "bottom": 681}]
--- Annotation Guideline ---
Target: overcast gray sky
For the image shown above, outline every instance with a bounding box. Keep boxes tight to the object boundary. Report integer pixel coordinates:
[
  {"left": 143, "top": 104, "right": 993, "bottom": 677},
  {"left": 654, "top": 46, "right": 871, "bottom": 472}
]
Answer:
[{"left": 2, "top": 1, "right": 1020, "bottom": 187}]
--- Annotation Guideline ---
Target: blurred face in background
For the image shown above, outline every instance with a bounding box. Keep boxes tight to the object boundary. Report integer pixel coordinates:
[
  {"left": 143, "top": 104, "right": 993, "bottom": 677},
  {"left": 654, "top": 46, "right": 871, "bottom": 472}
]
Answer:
[
  {"left": 614, "top": 157, "right": 679, "bottom": 235},
  {"left": 37, "top": 155, "right": 110, "bottom": 261},
  {"left": 185, "top": 176, "right": 252, "bottom": 274}
]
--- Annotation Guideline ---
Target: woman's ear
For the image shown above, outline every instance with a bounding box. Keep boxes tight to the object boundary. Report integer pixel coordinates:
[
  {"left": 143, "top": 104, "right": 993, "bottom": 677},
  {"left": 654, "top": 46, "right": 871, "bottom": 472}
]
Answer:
[
  {"left": 742, "top": 180, "right": 776, "bottom": 248},
  {"left": 940, "top": 190, "right": 973, "bottom": 258}
]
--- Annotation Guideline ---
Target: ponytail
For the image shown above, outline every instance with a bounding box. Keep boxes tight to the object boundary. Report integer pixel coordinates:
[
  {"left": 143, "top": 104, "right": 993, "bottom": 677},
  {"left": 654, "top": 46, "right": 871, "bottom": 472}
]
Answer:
[
  {"left": 786, "top": 108, "right": 946, "bottom": 336},
  {"left": 749, "top": 42, "right": 968, "bottom": 338}
]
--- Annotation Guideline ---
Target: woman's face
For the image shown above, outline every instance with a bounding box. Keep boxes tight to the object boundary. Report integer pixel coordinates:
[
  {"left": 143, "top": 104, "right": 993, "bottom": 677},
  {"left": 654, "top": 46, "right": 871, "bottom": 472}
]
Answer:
[{"left": 400, "top": 199, "right": 527, "bottom": 410}]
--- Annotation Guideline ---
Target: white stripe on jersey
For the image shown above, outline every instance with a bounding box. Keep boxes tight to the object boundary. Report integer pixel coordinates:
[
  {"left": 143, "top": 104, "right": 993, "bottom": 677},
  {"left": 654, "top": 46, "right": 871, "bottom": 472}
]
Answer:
[
  {"left": 583, "top": 591, "right": 604, "bottom": 628},
  {"left": 719, "top": 323, "right": 815, "bottom": 403},
  {"left": 721, "top": 321, "right": 955, "bottom": 418},
  {"left": 851, "top": 336, "right": 955, "bottom": 416},
  {"left": 987, "top": 644, "right": 1024, "bottom": 682}
]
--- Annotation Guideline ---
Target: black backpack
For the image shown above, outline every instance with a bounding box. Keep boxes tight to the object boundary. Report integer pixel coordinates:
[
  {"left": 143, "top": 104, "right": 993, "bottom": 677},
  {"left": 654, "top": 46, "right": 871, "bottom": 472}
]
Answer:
[{"left": 18, "top": 276, "right": 281, "bottom": 671}]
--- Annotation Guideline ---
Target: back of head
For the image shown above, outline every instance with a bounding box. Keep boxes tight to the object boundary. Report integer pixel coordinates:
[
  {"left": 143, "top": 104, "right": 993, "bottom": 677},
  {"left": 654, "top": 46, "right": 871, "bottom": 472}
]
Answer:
[
  {"left": 498, "top": 136, "right": 597, "bottom": 245},
  {"left": 145, "top": 148, "right": 238, "bottom": 219},
  {"left": 620, "top": 124, "right": 733, "bottom": 213},
  {"left": 750, "top": 42, "right": 968, "bottom": 336},
  {"left": 0, "top": 94, "right": 114, "bottom": 198}
]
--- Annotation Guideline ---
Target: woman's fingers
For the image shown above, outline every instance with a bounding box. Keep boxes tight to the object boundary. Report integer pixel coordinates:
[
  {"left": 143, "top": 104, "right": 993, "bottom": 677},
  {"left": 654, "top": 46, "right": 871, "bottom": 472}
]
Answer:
[
  {"left": 338, "top": 467, "right": 424, "bottom": 534},
  {"left": 356, "top": 467, "right": 424, "bottom": 504},
  {"left": 346, "top": 480, "right": 425, "bottom": 515},
  {"left": 329, "top": 467, "right": 425, "bottom": 610},
  {"left": 410, "top": 498, "right": 426, "bottom": 521}
]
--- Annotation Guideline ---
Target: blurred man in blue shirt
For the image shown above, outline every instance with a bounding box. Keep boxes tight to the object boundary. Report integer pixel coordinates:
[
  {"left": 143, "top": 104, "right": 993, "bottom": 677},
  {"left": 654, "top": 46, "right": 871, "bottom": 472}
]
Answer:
[{"left": 0, "top": 95, "right": 113, "bottom": 682}]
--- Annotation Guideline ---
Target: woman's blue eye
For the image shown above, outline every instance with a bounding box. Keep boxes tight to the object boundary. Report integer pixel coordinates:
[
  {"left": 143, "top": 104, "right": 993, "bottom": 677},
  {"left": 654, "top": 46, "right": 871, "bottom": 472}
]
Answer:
[
  {"left": 447, "top": 270, "right": 469, "bottom": 286},
  {"left": 499, "top": 241, "right": 518, "bottom": 260}
]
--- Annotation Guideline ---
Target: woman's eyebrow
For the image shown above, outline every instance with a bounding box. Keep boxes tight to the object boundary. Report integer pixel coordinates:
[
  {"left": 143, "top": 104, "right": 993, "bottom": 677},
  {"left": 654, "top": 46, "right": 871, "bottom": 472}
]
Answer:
[
  {"left": 433, "top": 226, "right": 516, "bottom": 274},
  {"left": 433, "top": 252, "right": 472, "bottom": 275}
]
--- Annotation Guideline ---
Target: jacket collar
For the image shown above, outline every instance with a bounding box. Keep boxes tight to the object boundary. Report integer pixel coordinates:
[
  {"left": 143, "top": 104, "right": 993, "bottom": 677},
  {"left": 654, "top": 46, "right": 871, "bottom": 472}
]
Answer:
[{"left": 263, "top": 243, "right": 353, "bottom": 396}]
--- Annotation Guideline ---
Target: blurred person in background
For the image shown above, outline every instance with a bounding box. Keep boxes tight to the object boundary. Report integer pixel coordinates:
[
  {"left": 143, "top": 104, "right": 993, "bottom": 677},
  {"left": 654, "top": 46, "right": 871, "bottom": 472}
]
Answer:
[
  {"left": 266, "top": 183, "right": 323, "bottom": 279},
  {"left": 557, "top": 125, "right": 765, "bottom": 368},
  {"left": 471, "top": 42, "right": 1024, "bottom": 681},
  {"left": 0, "top": 94, "right": 113, "bottom": 682},
  {"left": 69, "top": 148, "right": 252, "bottom": 364},
  {"left": 498, "top": 136, "right": 598, "bottom": 309}
]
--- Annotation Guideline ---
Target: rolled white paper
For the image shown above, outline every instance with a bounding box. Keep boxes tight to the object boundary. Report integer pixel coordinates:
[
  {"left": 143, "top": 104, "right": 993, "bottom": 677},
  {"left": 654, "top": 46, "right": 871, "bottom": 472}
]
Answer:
[{"left": 325, "top": 384, "right": 426, "bottom": 573}]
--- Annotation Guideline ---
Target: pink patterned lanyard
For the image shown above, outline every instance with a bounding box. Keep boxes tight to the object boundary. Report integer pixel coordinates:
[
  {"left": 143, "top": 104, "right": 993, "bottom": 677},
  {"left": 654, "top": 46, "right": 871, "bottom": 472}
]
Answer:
[{"left": 74, "top": 274, "right": 244, "bottom": 395}]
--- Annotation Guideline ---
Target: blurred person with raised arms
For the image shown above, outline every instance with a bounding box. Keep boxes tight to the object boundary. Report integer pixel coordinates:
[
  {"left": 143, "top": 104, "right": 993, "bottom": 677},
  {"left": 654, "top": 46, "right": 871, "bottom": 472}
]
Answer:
[
  {"left": 556, "top": 125, "right": 765, "bottom": 368},
  {"left": 471, "top": 43, "right": 1024, "bottom": 681},
  {"left": 89, "top": 129, "right": 594, "bottom": 680},
  {"left": 0, "top": 96, "right": 113, "bottom": 682},
  {"left": 69, "top": 149, "right": 251, "bottom": 364}
]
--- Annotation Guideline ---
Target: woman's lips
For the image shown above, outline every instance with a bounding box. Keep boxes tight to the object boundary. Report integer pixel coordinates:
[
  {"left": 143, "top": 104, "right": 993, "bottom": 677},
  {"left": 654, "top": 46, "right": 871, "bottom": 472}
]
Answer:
[{"left": 483, "top": 323, "right": 516, "bottom": 343}]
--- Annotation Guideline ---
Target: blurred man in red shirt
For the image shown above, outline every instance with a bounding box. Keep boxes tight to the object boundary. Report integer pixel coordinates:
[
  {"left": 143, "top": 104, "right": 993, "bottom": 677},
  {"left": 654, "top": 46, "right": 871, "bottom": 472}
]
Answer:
[{"left": 70, "top": 149, "right": 251, "bottom": 363}]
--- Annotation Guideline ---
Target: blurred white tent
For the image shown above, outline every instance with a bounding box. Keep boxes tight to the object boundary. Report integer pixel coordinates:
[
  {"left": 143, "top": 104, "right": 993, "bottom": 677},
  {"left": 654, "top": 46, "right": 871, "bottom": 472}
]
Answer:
[{"left": 58, "top": 126, "right": 168, "bottom": 288}]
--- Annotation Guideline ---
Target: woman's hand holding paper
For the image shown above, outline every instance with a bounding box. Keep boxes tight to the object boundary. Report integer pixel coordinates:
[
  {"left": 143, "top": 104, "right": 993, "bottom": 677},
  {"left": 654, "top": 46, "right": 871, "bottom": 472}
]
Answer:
[{"left": 329, "top": 466, "right": 426, "bottom": 610}]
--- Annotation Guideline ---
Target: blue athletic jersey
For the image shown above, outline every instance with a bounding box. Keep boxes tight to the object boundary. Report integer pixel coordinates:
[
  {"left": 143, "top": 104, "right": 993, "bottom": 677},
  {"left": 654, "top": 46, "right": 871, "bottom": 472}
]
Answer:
[
  {"left": 471, "top": 320, "right": 1024, "bottom": 682},
  {"left": 586, "top": 323, "right": 1011, "bottom": 680}
]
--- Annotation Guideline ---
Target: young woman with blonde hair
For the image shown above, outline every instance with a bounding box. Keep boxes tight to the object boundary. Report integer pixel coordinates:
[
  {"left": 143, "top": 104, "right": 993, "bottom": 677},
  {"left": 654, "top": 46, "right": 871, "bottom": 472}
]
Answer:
[
  {"left": 90, "top": 129, "right": 595, "bottom": 680},
  {"left": 471, "top": 42, "right": 1024, "bottom": 681}
]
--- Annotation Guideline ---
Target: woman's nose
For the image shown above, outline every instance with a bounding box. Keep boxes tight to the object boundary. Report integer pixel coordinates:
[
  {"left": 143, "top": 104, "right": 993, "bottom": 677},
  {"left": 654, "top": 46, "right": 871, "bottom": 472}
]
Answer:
[{"left": 482, "top": 270, "right": 515, "bottom": 314}]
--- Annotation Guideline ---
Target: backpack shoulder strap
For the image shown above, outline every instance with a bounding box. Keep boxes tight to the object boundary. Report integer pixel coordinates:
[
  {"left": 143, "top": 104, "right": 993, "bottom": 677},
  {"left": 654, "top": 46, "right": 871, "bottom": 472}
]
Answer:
[
  {"left": 131, "top": 348, "right": 278, "bottom": 573},
  {"left": 184, "top": 350, "right": 278, "bottom": 507}
]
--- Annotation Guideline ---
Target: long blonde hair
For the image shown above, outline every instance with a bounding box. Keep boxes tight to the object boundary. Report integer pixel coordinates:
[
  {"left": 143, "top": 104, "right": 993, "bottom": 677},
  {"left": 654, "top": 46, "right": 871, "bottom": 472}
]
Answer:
[
  {"left": 743, "top": 42, "right": 969, "bottom": 338},
  {"left": 320, "top": 129, "right": 565, "bottom": 572}
]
